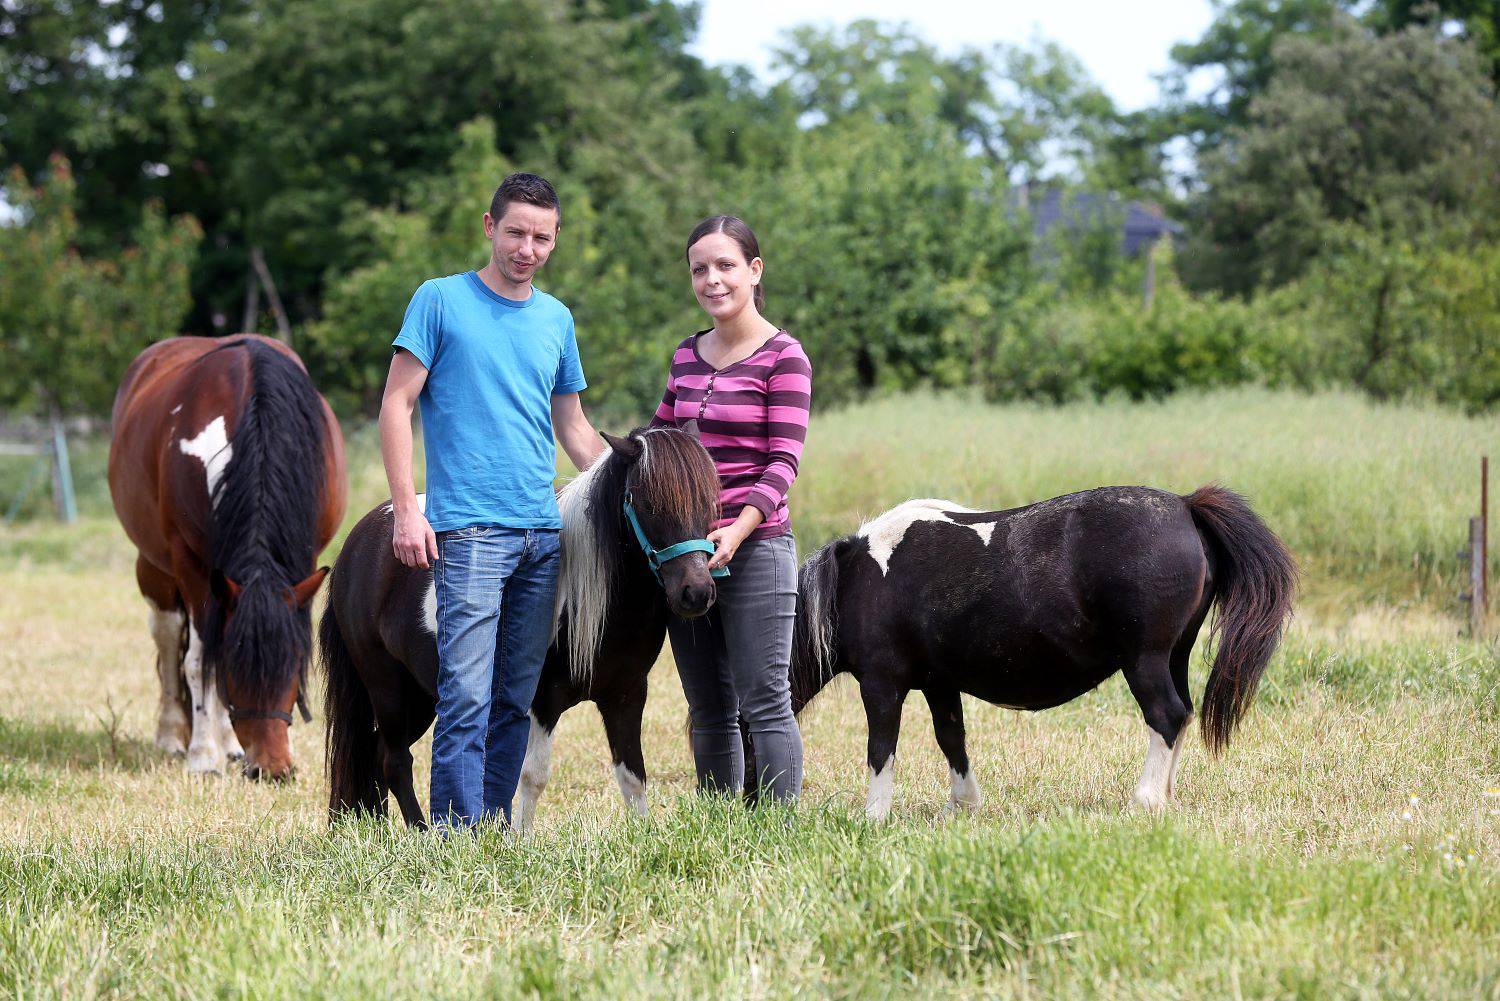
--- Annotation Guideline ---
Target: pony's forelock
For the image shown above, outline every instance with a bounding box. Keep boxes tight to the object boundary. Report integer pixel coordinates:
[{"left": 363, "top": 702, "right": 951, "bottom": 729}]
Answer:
[{"left": 556, "top": 428, "right": 720, "bottom": 688}]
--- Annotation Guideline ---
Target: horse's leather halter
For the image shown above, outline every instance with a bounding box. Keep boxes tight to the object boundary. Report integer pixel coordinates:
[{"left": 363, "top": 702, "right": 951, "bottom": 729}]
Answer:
[
  {"left": 226, "top": 671, "right": 313, "bottom": 727},
  {"left": 622, "top": 490, "right": 730, "bottom": 585}
]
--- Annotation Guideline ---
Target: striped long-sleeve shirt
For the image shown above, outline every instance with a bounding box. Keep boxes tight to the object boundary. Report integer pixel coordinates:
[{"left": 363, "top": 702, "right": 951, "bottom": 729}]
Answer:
[{"left": 651, "top": 329, "right": 812, "bottom": 541}]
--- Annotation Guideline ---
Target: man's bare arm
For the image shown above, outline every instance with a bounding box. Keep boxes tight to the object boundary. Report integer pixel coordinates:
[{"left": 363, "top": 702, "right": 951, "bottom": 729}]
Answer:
[
  {"left": 380, "top": 350, "right": 439, "bottom": 567},
  {"left": 551, "top": 391, "right": 606, "bottom": 472}
]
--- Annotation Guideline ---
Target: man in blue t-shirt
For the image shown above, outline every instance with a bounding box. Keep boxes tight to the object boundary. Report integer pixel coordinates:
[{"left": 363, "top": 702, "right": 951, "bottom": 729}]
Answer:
[{"left": 380, "top": 172, "right": 604, "bottom": 829}]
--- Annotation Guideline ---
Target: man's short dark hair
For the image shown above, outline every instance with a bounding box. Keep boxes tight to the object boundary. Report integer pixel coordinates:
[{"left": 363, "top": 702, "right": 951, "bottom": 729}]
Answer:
[{"left": 489, "top": 172, "right": 561, "bottom": 225}]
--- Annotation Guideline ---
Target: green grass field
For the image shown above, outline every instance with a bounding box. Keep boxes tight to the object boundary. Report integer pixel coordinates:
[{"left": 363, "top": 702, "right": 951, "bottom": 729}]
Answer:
[{"left": 1, "top": 389, "right": 1497, "bottom": 998}]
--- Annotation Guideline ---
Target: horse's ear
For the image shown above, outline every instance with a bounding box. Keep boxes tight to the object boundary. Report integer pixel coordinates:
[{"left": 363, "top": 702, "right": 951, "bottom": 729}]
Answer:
[
  {"left": 601, "top": 431, "right": 641, "bottom": 459},
  {"left": 210, "top": 569, "right": 242, "bottom": 607},
  {"left": 679, "top": 419, "right": 701, "bottom": 441},
  {"left": 289, "top": 567, "right": 330, "bottom": 608}
]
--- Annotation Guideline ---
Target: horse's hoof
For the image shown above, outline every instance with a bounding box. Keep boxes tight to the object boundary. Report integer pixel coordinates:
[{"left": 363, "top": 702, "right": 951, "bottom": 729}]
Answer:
[
  {"left": 155, "top": 736, "right": 188, "bottom": 757},
  {"left": 186, "top": 748, "right": 223, "bottom": 775},
  {"left": 226, "top": 748, "right": 245, "bottom": 762},
  {"left": 1130, "top": 793, "right": 1168, "bottom": 814}
]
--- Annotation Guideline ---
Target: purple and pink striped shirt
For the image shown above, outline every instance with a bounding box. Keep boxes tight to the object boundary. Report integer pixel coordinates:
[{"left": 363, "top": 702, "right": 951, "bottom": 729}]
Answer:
[{"left": 651, "top": 330, "right": 812, "bottom": 540}]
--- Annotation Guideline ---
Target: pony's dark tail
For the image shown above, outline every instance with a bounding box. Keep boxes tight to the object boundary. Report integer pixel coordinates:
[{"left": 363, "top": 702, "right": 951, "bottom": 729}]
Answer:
[
  {"left": 318, "top": 595, "right": 385, "bottom": 821},
  {"left": 1185, "top": 485, "right": 1299, "bottom": 754},
  {"left": 791, "top": 539, "right": 846, "bottom": 715}
]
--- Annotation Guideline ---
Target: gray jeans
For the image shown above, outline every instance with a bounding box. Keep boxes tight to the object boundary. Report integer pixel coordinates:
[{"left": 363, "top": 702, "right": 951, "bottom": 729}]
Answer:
[{"left": 667, "top": 533, "right": 804, "bottom": 803}]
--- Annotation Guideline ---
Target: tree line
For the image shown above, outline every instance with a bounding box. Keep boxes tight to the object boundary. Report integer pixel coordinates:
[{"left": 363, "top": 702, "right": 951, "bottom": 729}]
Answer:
[{"left": 2, "top": 0, "right": 1498, "bottom": 418}]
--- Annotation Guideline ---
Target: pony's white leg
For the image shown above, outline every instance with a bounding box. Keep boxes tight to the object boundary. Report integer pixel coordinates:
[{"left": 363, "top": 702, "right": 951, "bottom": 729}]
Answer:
[
  {"left": 1165, "top": 714, "right": 1191, "bottom": 800},
  {"left": 1132, "top": 729, "right": 1173, "bottom": 812},
  {"left": 948, "top": 767, "right": 981, "bottom": 812},
  {"left": 215, "top": 695, "right": 245, "bottom": 761},
  {"left": 614, "top": 762, "right": 647, "bottom": 816},
  {"left": 866, "top": 754, "right": 896, "bottom": 820},
  {"left": 182, "top": 624, "right": 223, "bottom": 774},
  {"left": 147, "top": 604, "right": 190, "bottom": 755},
  {"left": 514, "top": 713, "right": 553, "bottom": 833}
]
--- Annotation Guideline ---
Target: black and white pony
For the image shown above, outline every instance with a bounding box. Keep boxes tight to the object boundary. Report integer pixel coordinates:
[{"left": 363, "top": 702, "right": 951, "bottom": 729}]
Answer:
[
  {"left": 318, "top": 428, "right": 721, "bottom": 829},
  {"left": 782, "top": 485, "right": 1297, "bottom": 817}
]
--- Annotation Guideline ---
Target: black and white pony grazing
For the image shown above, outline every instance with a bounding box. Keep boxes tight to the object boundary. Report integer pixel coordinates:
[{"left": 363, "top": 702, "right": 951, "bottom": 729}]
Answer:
[
  {"left": 784, "top": 485, "right": 1297, "bottom": 817},
  {"left": 318, "top": 427, "right": 722, "bottom": 829}
]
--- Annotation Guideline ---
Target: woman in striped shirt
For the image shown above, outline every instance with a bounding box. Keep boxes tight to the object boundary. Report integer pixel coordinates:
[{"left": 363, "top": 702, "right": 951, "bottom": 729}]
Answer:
[{"left": 651, "top": 215, "right": 810, "bottom": 804}]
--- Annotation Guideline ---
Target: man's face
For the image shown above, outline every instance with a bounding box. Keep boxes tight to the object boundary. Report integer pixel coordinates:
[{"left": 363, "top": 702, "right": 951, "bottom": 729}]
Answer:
[{"left": 484, "top": 202, "right": 559, "bottom": 288}]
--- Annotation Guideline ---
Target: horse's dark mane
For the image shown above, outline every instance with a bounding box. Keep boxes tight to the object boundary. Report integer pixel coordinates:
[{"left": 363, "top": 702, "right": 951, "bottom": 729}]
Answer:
[{"left": 201, "top": 339, "right": 327, "bottom": 704}]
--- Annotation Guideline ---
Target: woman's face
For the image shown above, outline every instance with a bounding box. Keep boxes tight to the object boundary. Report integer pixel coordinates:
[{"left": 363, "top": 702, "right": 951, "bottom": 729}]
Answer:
[{"left": 688, "top": 232, "right": 761, "bottom": 322}]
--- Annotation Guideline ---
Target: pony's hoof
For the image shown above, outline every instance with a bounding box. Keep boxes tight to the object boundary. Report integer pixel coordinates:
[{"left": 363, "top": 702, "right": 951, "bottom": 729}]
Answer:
[
  {"left": 155, "top": 735, "right": 188, "bottom": 757},
  {"left": 186, "top": 748, "right": 223, "bottom": 775},
  {"left": 1130, "top": 792, "right": 1168, "bottom": 814}
]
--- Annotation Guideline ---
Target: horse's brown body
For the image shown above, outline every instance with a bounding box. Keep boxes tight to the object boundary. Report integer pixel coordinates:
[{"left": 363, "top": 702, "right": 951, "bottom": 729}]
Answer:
[{"left": 109, "top": 335, "right": 346, "bottom": 777}]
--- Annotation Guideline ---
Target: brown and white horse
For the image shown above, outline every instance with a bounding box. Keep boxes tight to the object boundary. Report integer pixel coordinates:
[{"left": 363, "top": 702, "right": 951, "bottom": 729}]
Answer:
[{"left": 109, "top": 335, "right": 347, "bottom": 779}]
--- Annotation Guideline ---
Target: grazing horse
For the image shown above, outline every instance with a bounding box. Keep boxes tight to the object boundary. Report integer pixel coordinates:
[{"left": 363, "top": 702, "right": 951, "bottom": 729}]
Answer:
[
  {"left": 109, "top": 335, "right": 347, "bottom": 779},
  {"left": 784, "top": 485, "right": 1297, "bottom": 817},
  {"left": 319, "top": 427, "right": 721, "bottom": 829}
]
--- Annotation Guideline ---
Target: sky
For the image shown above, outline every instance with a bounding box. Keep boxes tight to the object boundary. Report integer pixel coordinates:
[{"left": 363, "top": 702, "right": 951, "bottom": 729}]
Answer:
[{"left": 688, "top": 0, "right": 1218, "bottom": 112}]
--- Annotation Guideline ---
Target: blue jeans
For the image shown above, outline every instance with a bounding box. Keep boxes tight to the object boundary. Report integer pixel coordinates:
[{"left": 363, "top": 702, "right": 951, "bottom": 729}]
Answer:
[
  {"left": 430, "top": 526, "right": 560, "bottom": 829},
  {"left": 668, "top": 534, "right": 803, "bottom": 803}
]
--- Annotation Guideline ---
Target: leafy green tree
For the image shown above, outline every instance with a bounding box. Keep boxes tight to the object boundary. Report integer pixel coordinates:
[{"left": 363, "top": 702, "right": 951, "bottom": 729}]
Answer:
[
  {"left": 0, "top": 156, "right": 200, "bottom": 416},
  {"left": 770, "top": 21, "right": 1126, "bottom": 186},
  {"left": 740, "top": 111, "right": 1033, "bottom": 403},
  {"left": 1182, "top": 17, "right": 1500, "bottom": 294},
  {"left": 1161, "top": 0, "right": 1347, "bottom": 155},
  {"left": 1371, "top": 0, "right": 1500, "bottom": 81}
]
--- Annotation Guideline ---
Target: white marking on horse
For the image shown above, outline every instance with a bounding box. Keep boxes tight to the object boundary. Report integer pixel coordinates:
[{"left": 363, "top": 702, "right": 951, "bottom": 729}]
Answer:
[
  {"left": 948, "top": 767, "right": 981, "bottom": 811},
  {"left": 181, "top": 623, "right": 223, "bottom": 774},
  {"left": 614, "top": 762, "right": 648, "bottom": 816},
  {"left": 178, "top": 416, "right": 233, "bottom": 505},
  {"left": 866, "top": 754, "right": 896, "bottom": 820},
  {"left": 380, "top": 492, "right": 425, "bottom": 517},
  {"left": 514, "top": 713, "right": 554, "bottom": 833},
  {"left": 169, "top": 404, "right": 182, "bottom": 415},
  {"left": 1166, "top": 715, "right": 1191, "bottom": 801},
  {"left": 1132, "top": 728, "right": 1174, "bottom": 812},
  {"left": 420, "top": 578, "right": 437, "bottom": 637},
  {"left": 147, "top": 603, "right": 189, "bottom": 756},
  {"left": 856, "top": 499, "right": 994, "bottom": 575}
]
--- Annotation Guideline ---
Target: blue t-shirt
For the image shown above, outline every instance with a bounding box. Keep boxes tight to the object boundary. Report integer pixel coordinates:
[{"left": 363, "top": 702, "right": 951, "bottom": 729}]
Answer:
[{"left": 392, "top": 271, "right": 586, "bottom": 532}]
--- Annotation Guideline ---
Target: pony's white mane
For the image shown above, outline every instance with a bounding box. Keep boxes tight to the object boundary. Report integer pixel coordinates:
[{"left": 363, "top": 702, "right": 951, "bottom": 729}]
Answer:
[
  {"left": 555, "top": 449, "right": 614, "bottom": 687},
  {"left": 555, "top": 427, "right": 696, "bottom": 687}
]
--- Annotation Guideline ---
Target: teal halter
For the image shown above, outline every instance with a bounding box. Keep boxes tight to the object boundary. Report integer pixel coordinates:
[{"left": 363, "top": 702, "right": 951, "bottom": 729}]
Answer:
[{"left": 622, "top": 490, "right": 730, "bottom": 584}]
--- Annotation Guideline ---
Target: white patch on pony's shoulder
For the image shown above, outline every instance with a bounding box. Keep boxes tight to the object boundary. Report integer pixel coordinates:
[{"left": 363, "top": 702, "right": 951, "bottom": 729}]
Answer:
[
  {"left": 856, "top": 499, "right": 992, "bottom": 575},
  {"left": 421, "top": 578, "right": 437, "bottom": 637},
  {"left": 380, "top": 493, "right": 424, "bottom": 517},
  {"left": 178, "top": 416, "right": 232, "bottom": 505},
  {"left": 169, "top": 404, "right": 183, "bottom": 415}
]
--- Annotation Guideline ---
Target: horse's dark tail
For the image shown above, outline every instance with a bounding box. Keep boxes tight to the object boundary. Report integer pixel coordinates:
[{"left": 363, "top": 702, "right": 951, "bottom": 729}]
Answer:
[
  {"left": 1185, "top": 485, "right": 1299, "bottom": 754},
  {"left": 318, "top": 594, "right": 385, "bottom": 820},
  {"left": 791, "top": 539, "right": 846, "bottom": 715}
]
